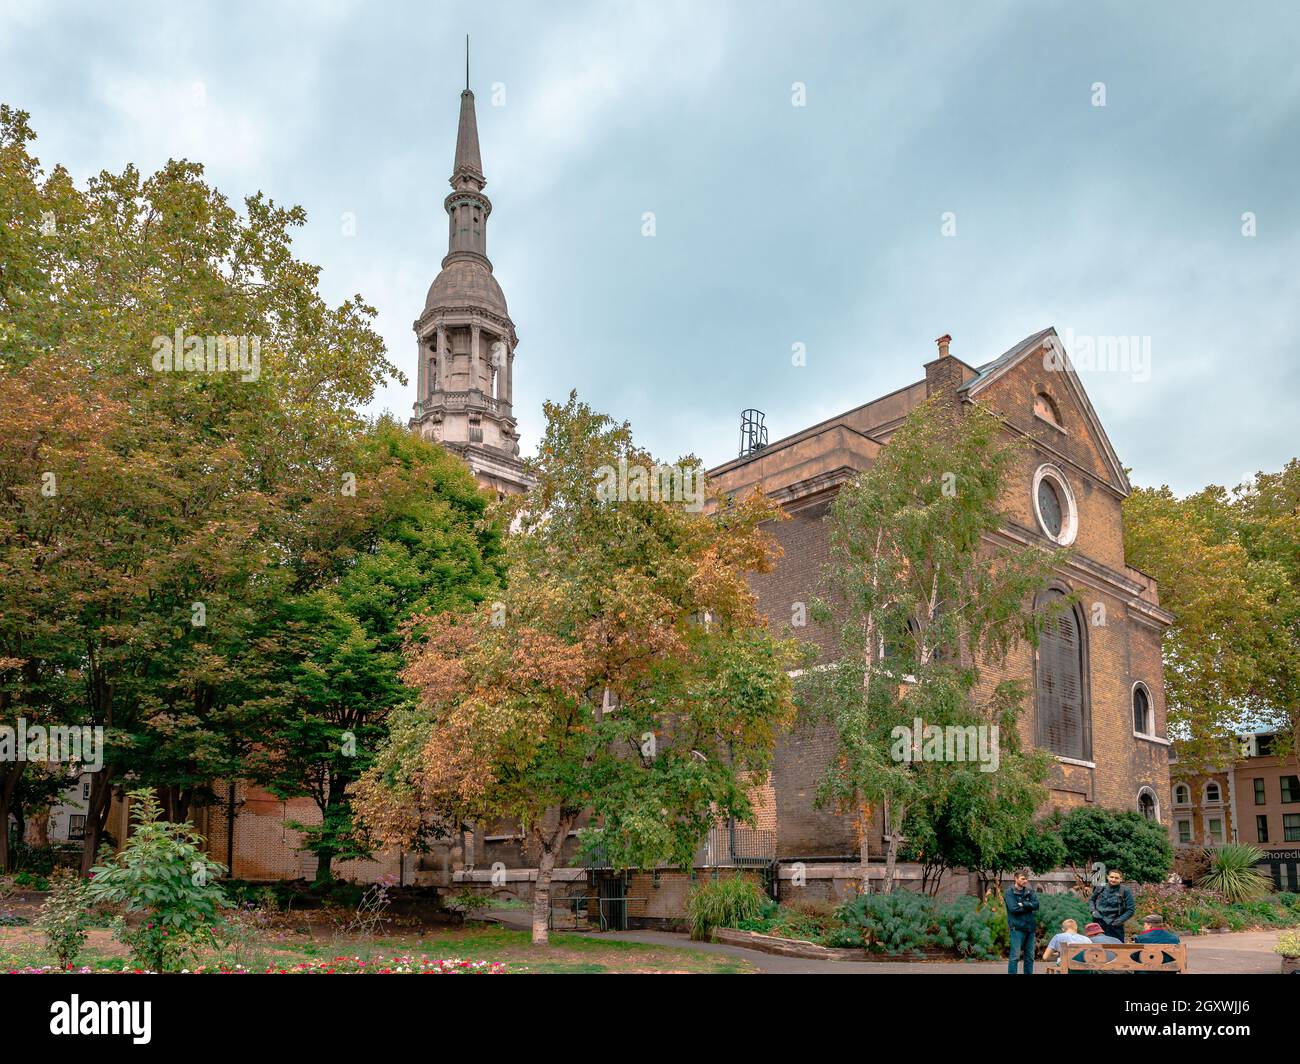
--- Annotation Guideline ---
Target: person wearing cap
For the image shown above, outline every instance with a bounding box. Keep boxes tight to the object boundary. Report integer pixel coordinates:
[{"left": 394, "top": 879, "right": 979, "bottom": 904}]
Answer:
[
  {"left": 1085, "top": 920, "right": 1122, "bottom": 945},
  {"left": 1132, "top": 913, "right": 1181, "bottom": 973},
  {"left": 1134, "top": 913, "right": 1179, "bottom": 945}
]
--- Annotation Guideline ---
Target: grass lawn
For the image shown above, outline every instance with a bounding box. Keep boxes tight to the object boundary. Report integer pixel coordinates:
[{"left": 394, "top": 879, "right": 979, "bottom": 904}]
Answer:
[{"left": 0, "top": 921, "right": 754, "bottom": 975}]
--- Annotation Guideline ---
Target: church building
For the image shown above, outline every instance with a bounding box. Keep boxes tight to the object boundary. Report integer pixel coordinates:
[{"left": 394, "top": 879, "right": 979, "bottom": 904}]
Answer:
[
  {"left": 197, "top": 72, "right": 1176, "bottom": 921},
  {"left": 404, "top": 76, "right": 1176, "bottom": 918}
]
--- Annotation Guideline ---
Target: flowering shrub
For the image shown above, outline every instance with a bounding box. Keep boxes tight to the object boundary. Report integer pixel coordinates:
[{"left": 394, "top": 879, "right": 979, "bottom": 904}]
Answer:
[
  {"left": 1133, "top": 883, "right": 1300, "bottom": 934},
  {"left": 34, "top": 869, "right": 92, "bottom": 968}
]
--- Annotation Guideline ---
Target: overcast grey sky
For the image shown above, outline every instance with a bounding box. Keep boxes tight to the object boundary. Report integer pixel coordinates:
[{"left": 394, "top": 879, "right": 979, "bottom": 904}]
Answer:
[{"left": 3, "top": 0, "right": 1297, "bottom": 494}]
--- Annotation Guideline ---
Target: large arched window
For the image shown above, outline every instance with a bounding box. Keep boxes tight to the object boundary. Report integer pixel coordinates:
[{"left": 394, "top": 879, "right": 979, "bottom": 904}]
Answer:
[
  {"left": 1173, "top": 783, "right": 1191, "bottom": 806},
  {"left": 1036, "top": 587, "right": 1091, "bottom": 760}
]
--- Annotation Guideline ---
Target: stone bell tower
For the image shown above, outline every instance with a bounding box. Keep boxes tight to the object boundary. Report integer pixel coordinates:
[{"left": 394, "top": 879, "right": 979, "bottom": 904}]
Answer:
[{"left": 409, "top": 64, "right": 528, "bottom": 497}]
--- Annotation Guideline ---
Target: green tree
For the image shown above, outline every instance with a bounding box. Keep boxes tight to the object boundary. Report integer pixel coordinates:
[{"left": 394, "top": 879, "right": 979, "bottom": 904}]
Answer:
[
  {"left": 902, "top": 770, "right": 1059, "bottom": 895},
  {"left": 254, "top": 421, "right": 503, "bottom": 882},
  {"left": 801, "top": 397, "right": 1065, "bottom": 892},
  {"left": 1124, "top": 462, "right": 1300, "bottom": 771},
  {"left": 0, "top": 106, "right": 402, "bottom": 871},
  {"left": 1046, "top": 805, "right": 1174, "bottom": 885},
  {"left": 356, "top": 393, "right": 798, "bottom": 943}
]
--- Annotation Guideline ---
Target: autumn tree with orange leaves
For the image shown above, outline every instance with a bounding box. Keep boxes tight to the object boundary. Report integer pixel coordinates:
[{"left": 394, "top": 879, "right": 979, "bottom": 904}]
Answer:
[{"left": 357, "top": 393, "right": 799, "bottom": 944}]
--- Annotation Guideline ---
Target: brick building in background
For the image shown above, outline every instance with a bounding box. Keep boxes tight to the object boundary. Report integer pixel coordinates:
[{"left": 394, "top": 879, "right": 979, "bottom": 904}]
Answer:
[{"left": 1170, "top": 731, "right": 1300, "bottom": 891}]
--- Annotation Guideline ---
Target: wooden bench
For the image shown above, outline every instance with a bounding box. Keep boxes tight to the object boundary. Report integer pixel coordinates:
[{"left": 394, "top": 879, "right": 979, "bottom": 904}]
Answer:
[{"left": 1046, "top": 943, "right": 1188, "bottom": 974}]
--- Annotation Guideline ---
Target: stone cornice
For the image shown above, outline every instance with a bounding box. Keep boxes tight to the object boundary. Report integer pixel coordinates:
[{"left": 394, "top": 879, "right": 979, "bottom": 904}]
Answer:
[{"left": 414, "top": 305, "right": 517, "bottom": 342}]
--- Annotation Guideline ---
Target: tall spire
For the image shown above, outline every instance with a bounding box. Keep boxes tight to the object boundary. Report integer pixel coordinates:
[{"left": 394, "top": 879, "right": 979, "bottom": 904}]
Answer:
[
  {"left": 411, "top": 43, "right": 526, "bottom": 498},
  {"left": 451, "top": 39, "right": 484, "bottom": 192}
]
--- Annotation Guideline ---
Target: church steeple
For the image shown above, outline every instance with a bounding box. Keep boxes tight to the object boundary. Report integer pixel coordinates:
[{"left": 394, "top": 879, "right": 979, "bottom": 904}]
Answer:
[
  {"left": 451, "top": 88, "right": 484, "bottom": 191},
  {"left": 410, "top": 53, "right": 528, "bottom": 499},
  {"left": 444, "top": 87, "right": 491, "bottom": 265}
]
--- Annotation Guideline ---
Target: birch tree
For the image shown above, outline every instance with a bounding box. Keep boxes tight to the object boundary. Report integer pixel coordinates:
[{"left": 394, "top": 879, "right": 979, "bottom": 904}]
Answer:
[{"left": 802, "top": 398, "right": 1065, "bottom": 892}]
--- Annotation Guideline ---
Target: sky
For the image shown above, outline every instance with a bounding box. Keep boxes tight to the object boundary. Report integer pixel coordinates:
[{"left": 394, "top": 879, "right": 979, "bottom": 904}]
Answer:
[{"left": 2, "top": 0, "right": 1297, "bottom": 495}]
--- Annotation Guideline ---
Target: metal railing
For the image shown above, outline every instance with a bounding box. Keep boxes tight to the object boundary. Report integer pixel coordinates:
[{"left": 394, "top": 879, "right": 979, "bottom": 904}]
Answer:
[{"left": 695, "top": 823, "right": 776, "bottom": 867}]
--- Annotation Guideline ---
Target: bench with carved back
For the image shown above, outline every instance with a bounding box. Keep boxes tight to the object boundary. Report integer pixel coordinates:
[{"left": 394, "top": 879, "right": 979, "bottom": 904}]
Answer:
[{"left": 1046, "top": 942, "right": 1187, "bottom": 974}]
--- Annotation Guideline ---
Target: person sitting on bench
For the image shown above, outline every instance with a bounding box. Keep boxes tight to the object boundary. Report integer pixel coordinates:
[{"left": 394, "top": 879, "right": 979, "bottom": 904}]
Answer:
[
  {"left": 1042, "top": 918, "right": 1092, "bottom": 966},
  {"left": 1132, "top": 913, "right": 1181, "bottom": 973},
  {"left": 1134, "top": 913, "right": 1179, "bottom": 944}
]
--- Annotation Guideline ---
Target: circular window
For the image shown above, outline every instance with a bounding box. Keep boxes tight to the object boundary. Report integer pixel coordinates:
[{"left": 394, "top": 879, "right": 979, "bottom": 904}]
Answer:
[{"left": 1032, "top": 464, "right": 1078, "bottom": 545}]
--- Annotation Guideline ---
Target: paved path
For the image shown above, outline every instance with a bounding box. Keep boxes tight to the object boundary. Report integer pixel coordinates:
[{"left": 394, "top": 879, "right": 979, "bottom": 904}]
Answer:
[{"left": 483, "top": 910, "right": 1285, "bottom": 974}]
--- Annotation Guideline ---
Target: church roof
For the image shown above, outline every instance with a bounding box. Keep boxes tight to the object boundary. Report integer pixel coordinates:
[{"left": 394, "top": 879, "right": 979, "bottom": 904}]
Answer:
[{"left": 710, "top": 326, "right": 1131, "bottom": 496}]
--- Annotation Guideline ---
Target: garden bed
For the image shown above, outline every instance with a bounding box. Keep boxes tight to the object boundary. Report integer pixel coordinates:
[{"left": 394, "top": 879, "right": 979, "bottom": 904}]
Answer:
[
  {"left": 713, "top": 927, "right": 958, "bottom": 962},
  {"left": 713, "top": 927, "right": 869, "bottom": 961}
]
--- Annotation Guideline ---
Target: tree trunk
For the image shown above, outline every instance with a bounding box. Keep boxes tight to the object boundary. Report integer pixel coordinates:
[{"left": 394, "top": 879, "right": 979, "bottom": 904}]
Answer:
[
  {"left": 80, "top": 767, "right": 116, "bottom": 875},
  {"left": 857, "top": 805, "right": 872, "bottom": 894},
  {"left": 881, "top": 799, "right": 902, "bottom": 894},
  {"left": 0, "top": 762, "right": 26, "bottom": 873},
  {"left": 28, "top": 808, "right": 50, "bottom": 847},
  {"left": 531, "top": 844, "right": 558, "bottom": 945}
]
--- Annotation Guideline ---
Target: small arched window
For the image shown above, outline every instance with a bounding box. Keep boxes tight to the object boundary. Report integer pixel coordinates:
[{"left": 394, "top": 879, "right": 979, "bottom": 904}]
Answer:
[
  {"left": 1132, "top": 684, "right": 1151, "bottom": 735},
  {"left": 1173, "top": 783, "right": 1191, "bottom": 805},
  {"left": 1034, "top": 392, "right": 1063, "bottom": 428},
  {"left": 1205, "top": 781, "right": 1222, "bottom": 804},
  {"left": 1138, "top": 788, "right": 1158, "bottom": 821},
  {"left": 1036, "top": 588, "right": 1090, "bottom": 760}
]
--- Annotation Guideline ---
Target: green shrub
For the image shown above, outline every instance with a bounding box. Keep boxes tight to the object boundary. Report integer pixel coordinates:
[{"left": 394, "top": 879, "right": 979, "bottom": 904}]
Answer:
[
  {"left": 1049, "top": 806, "right": 1174, "bottom": 884},
  {"left": 837, "top": 890, "right": 934, "bottom": 956},
  {"left": 12, "top": 843, "right": 67, "bottom": 877},
  {"left": 1198, "top": 844, "right": 1273, "bottom": 903},
  {"left": 687, "top": 876, "right": 766, "bottom": 941},
  {"left": 823, "top": 926, "right": 864, "bottom": 948},
  {"left": 35, "top": 869, "right": 93, "bottom": 969},
  {"left": 85, "top": 789, "right": 229, "bottom": 971},
  {"left": 836, "top": 890, "right": 995, "bottom": 958},
  {"left": 936, "top": 895, "right": 996, "bottom": 958},
  {"left": 1034, "top": 891, "right": 1092, "bottom": 937},
  {"left": 978, "top": 888, "right": 1010, "bottom": 955},
  {"left": 446, "top": 888, "right": 493, "bottom": 915},
  {"left": 13, "top": 870, "right": 50, "bottom": 891}
]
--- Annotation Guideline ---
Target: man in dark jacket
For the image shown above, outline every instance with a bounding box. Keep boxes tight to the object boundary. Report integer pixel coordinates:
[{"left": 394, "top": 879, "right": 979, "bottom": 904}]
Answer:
[
  {"left": 1090, "top": 869, "right": 1136, "bottom": 941},
  {"left": 1005, "top": 868, "right": 1039, "bottom": 975}
]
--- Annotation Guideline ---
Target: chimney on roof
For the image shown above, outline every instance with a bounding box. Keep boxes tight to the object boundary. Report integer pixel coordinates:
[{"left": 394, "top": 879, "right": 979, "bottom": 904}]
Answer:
[{"left": 925, "top": 332, "right": 963, "bottom": 400}]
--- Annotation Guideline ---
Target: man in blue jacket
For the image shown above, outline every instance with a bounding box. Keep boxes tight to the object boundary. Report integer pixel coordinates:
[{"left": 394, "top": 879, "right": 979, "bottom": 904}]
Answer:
[
  {"left": 1004, "top": 868, "right": 1040, "bottom": 975},
  {"left": 1090, "top": 868, "right": 1136, "bottom": 942}
]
